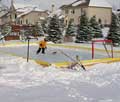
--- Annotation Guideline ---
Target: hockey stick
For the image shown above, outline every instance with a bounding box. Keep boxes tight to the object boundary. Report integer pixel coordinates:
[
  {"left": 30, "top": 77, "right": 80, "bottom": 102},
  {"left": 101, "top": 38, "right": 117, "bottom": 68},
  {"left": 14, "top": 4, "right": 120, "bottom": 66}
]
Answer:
[
  {"left": 58, "top": 50, "right": 86, "bottom": 71},
  {"left": 103, "top": 42, "right": 111, "bottom": 58}
]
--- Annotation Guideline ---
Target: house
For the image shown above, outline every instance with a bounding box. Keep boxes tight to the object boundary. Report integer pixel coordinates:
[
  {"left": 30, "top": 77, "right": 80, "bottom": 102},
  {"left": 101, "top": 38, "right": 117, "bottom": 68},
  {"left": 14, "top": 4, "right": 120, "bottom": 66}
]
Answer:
[
  {"left": 0, "top": 0, "right": 17, "bottom": 25},
  {"left": 60, "top": 0, "right": 112, "bottom": 26},
  {"left": 0, "top": 0, "right": 48, "bottom": 26},
  {"left": 16, "top": 7, "right": 48, "bottom": 25}
]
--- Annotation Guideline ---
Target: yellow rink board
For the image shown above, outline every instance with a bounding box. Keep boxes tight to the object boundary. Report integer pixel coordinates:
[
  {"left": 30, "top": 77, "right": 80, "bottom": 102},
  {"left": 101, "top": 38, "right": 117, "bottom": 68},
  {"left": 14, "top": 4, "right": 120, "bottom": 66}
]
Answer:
[{"left": 35, "top": 58, "right": 120, "bottom": 69}]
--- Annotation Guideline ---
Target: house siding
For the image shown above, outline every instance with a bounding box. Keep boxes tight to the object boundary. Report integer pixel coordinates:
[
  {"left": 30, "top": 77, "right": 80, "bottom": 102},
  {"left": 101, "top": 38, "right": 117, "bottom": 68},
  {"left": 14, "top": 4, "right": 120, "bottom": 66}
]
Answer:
[
  {"left": 18, "top": 11, "right": 48, "bottom": 25},
  {"left": 63, "top": 7, "right": 88, "bottom": 25},
  {"left": 62, "top": 6, "right": 112, "bottom": 26},
  {"left": 88, "top": 7, "right": 112, "bottom": 25}
]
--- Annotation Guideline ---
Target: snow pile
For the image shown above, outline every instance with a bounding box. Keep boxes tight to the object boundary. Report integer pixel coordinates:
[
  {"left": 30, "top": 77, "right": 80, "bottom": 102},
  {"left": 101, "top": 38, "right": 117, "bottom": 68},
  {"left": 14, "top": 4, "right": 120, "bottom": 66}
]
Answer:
[
  {"left": 0, "top": 53, "right": 120, "bottom": 101},
  {"left": 102, "top": 27, "right": 109, "bottom": 37}
]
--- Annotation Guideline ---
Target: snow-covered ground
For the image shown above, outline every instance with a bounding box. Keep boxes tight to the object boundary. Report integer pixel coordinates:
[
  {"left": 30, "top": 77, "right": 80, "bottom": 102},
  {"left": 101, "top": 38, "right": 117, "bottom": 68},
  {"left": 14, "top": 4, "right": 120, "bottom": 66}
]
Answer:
[{"left": 0, "top": 47, "right": 120, "bottom": 102}]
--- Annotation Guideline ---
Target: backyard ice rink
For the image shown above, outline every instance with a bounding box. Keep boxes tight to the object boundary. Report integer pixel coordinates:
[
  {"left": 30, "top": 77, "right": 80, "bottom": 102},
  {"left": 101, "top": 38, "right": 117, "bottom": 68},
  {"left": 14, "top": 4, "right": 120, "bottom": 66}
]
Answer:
[
  {"left": 0, "top": 44, "right": 110, "bottom": 63},
  {"left": 0, "top": 40, "right": 120, "bottom": 102}
]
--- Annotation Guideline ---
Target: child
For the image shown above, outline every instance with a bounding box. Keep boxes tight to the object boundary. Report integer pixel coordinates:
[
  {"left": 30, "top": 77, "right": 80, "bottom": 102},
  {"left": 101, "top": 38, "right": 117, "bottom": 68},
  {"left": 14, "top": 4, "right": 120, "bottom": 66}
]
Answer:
[{"left": 36, "top": 38, "right": 47, "bottom": 54}]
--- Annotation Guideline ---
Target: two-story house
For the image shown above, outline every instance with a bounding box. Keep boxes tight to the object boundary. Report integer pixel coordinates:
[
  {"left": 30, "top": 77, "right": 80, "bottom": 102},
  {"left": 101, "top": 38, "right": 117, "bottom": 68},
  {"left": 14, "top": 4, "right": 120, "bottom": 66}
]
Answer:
[
  {"left": 60, "top": 0, "right": 112, "bottom": 26},
  {"left": 16, "top": 7, "right": 48, "bottom": 25}
]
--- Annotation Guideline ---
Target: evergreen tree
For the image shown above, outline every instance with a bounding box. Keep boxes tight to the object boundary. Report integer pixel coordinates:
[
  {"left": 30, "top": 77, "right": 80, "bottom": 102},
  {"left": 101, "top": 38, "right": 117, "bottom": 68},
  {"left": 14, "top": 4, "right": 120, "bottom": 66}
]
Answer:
[
  {"left": 24, "top": 26, "right": 33, "bottom": 37},
  {"left": 59, "top": 18, "right": 65, "bottom": 34},
  {"left": 41, "top": 20, "right": 48, "bottom": 34},
  {"left": 89, "top": 16, "right": 103, "bottom": 38},
  {"left": 76, "top": 14, "right": 92, "bottom": 42},
  {"left": 107, "top": 13, "right": 120, "bottom": 46},
  {"left": 47, "top": 15, "right": 62, "bottom": 43},
  {"left": 65, "top": 19, "right": 75, "bottom": 36},
  {"left": 34, "top": 22, "right": 44, "bottom": 36},
  {"left": 2, "top": 24, "right": 11, "bottom": 35}
]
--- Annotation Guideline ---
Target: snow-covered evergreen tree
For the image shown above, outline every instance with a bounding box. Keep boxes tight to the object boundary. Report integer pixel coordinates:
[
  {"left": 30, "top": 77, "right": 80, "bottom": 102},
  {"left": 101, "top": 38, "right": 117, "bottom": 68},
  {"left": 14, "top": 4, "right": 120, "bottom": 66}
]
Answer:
[
  {"left": 41, "top": 20, "right": 48, "bottom": 34},
  {"left": 34, "top": 22, "right": 44, "bottom": 36},
  {"left": 89, "top": 16, "right": 103, "bottom": 38},
  {"left": 47, "top": 15, "right": 62, "bottom": 43},
  {"left": 2, "top": 24, "right": 11, "bottom": 35},
  {"left": 107, "top": 13, "right": 120, "bottom": 46},
  {"left": 59, "top": 18, "right": 65, "bottom": 34},
  {"left": 76, "top": 14, "right": 92, "bottom": 42},
  {"left": 65, "top": 19, "right": 75, "bottom": 36}
]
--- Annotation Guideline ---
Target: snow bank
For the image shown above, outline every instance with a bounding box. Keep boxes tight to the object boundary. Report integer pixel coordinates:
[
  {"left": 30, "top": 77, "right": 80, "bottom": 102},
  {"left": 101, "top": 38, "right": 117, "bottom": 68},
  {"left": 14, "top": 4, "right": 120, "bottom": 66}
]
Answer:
[
  {"left": 0, "top": 53, "right": 120, "bottom": 101},
  {"left": 0, "top": 54, "right": 120, "bottom": 89}
]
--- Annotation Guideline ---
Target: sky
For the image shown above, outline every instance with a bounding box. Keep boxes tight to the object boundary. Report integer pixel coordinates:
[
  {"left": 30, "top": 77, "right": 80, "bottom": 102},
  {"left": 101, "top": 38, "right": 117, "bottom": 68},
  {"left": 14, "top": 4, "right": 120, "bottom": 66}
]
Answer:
[{"left": 1, "top": 0, "right": 120, "bottom": 10}]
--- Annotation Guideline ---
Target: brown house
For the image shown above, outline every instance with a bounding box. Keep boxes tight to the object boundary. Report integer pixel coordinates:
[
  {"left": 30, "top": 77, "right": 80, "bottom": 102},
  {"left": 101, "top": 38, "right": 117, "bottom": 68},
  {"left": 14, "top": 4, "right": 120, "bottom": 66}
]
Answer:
[{"left": 60, "top": 0, "right": 112, "bottom": 26}]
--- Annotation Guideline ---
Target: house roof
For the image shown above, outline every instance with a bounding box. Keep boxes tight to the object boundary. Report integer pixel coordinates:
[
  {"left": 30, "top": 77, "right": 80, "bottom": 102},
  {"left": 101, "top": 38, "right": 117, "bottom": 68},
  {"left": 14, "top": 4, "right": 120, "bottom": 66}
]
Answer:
[
  {"left": 0, "top": 12, "right": 10, "bottom": 18},
  {"left": 13, "top": 3, "right": 46, "bottom": 18},
  {"left": 60, "top": 0, "right": 112, "bottom": 9},
  {"left": 0, "top": 1, "right": 8, "bottom": 18},
  {"left": 89, "top": 0, "right": 112, "bottom": 8},
  {"left": 17, "top": 7, "right": 47, "bottom": 18}
]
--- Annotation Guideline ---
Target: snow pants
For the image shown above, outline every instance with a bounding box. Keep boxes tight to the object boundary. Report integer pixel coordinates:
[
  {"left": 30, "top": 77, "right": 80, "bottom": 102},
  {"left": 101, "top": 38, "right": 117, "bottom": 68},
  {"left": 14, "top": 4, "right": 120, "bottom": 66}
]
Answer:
[{"left": 36, "top": 48, "right": 45, "bottom": 54}]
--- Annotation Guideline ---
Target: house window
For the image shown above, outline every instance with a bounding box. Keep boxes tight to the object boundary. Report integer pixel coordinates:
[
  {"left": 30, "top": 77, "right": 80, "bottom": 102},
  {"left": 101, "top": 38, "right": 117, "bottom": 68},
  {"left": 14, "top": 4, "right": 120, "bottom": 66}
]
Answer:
[
  {"left": 26, "top": 19, "right": 28, "bottom": 24},
  {"left": 71, "top": 9, "right": 75, "bottom": 14},
  {"left": 81, "top": 8, "right": 86, "bottom": 16},
  {"left": 21, "top": 20, "right": 22, "bottom": 24},
  {"left": 70, "top": 18, "right": 74, "bottom": 23},
  {"left": 15, "top": 14, "right": 17, "bottom": 19},
  {"left": 65, "top": 9, "right": 69, "bottom": 14},
  {"left": 66, "top": 20, "right": 68, "bottom": 25},
  {"left": 17, "top": 20, "right": 20, "bottom": 24}
]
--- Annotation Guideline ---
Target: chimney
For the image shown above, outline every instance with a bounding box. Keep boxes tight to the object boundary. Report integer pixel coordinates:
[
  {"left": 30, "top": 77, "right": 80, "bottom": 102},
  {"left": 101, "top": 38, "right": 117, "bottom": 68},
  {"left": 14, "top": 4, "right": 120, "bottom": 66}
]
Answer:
[{"left": 51, "top": 4, "right": 55, "bottom": 13}]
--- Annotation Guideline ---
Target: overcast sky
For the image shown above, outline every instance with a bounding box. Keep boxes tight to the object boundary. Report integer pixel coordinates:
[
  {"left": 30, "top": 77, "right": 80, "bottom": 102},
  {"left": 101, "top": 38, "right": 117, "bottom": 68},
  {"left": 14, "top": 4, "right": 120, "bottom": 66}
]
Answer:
[{"left": 1, "top": 0, "right": 120, "bottom": 10}]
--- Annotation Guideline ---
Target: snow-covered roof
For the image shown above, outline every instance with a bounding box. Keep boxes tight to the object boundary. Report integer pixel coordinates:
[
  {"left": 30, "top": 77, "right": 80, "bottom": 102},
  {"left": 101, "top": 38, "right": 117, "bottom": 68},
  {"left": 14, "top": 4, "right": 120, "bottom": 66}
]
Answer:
[
  {"left": 59, "top": 15, "right": 65, "bottom": 19},
  {"left": 17, "top": 7, "right": 45, "bottom": 13},
  {"left": 17, "top": 7, "right": 33, "bottom": 13},
  {"left": 89, "top": 0, "right": 112, "bottom": 8},
  {"left": 48, "top": 9, "right": 62, "bottom": 17},
  {"left": 13, "top": 3, "right": 36, "bottom": 10},
  {"left": 72, "top": 0, "right": 86, "bottom": 7},
  {"left": 17, "top": 7, "right": 35, "bottom": 18},
  {"left": 34, "top": 8, "right": 45, "bottom": 12},
  {"left": 13, "top": 3, "right": 45, "bottom": 18},
  {"left": 17, "top": 7, "right": 46, "bottom": 18},
  {"left": 62, "top": 0, "right": 112, "bottom": 8}
]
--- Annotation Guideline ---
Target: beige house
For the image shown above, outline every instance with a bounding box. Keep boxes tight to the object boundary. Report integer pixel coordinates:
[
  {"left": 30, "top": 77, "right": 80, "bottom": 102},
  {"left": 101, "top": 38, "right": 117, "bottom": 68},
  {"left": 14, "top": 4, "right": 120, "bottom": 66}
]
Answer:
[
  {"left": 60, "top": 0, "right": 112, "bottom": 26},
  {"left": 17, "top": 8, "right": 48, "bottom": 25}
]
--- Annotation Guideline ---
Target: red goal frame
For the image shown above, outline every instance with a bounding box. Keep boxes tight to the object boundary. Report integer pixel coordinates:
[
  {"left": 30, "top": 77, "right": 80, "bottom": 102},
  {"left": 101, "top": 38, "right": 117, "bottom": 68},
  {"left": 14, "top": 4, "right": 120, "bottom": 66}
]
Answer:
[{"left": 92, "top": 39, "right": 113, "bottom": 59}]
